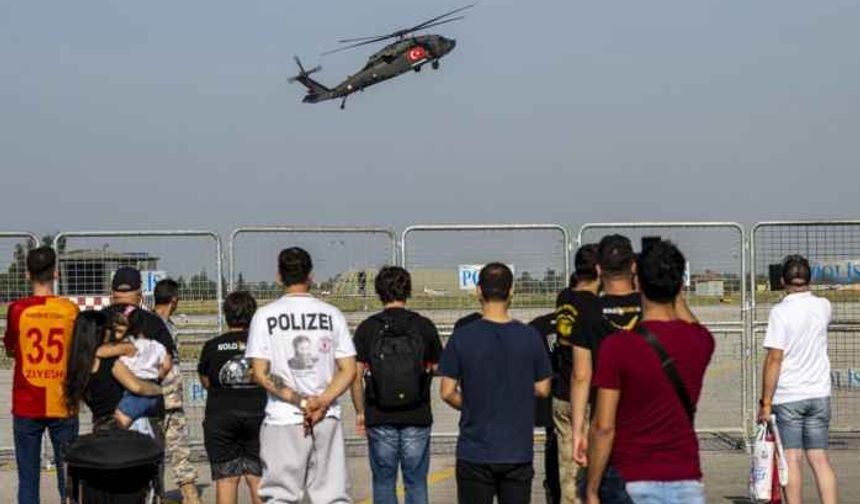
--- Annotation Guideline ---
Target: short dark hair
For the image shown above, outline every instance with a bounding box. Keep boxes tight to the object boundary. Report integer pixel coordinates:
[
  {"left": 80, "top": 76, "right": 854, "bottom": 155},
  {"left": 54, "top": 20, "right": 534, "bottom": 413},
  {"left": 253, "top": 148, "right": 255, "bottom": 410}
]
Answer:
[
  {"left": 27, "top": 246, "right": 56, "bottom": 283},
  {"left": 278, "top": 247, "right": 313, "bottom": 287},
  {"left": 223, "top": 291, "right": 257, "bottom": 328},
  {"left": 573, "top": 244, "right": 599, "bottom": 283},
  {"left": 598, "top": 234, "right": 635, "bottom": 277},
  {"left": 153, "top": 278, "right": 180, "bottom": 305},
  {"left": 637, "top": 240, "right": 686, "bottom": 303},
  {"left": 478, "top": 262, "right": 513, "bottom": 302},
  {"left": 375, "top": 266, "right": 411, "bottom": 304},
  {"left": 293, "top": 335, "right": 311, "bottom": 348},
  {"left": 782, "top": 254, "right": 811, "bottom": 287}
]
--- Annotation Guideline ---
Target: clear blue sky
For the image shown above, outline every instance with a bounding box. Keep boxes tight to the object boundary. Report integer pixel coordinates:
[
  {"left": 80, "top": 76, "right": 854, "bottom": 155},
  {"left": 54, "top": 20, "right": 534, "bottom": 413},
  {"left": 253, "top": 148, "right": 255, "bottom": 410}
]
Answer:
[{"left": 2, "top": 0, "right": 858, "bottom": 237}]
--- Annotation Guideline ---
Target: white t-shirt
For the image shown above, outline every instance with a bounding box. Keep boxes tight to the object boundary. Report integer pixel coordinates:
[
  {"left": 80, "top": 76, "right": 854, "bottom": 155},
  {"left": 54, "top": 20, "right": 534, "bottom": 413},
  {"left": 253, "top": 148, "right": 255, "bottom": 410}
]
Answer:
[
  {"left": 763, "top": 291, "right": 832, "bottom": 404},
  {"left": 120, "top": 337, "right": 167, "bottom": 381},
  {"left": 245, "top": 293, "right": 356, "bottom": 426}
]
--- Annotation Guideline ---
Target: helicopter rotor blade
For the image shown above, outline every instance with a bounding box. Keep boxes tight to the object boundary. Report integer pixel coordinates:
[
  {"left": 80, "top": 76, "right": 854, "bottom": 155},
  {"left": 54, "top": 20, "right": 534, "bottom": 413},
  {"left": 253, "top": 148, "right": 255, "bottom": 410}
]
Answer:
[
  {"left": 403, "top": 3, "right": 474, "bottom": 34},
  {"left": 337, "top": 35, "right": 389, "bottom": 44},
  {"left": 323, "top": 38, "right": 389, "bottom": 56},
  {"left": 409, "top": 16, "right": 466, "bottom": 32},
  {"left": 324, "top": 4, "right": 474, "bottom": 55}
]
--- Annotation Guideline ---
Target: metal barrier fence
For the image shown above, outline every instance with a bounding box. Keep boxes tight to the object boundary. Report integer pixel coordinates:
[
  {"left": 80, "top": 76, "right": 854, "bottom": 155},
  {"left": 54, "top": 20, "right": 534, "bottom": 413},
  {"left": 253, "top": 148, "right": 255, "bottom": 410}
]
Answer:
[
  {"left": 751, "top": 221, "right": 860, "bottom": 433},
  {"left": 4, "top": 221, "right": 860, "bottom": 460},
  {"left": 0, "top": 232, "right": 41, "bottom": 457},
  {"left": 229, "top": 227, "right": 398, "bottom": 316},
  {"left": 401, "top": 224, "right": 571, "bottom": 328},
  {"left": 52, "top": 230, "right": 225, "bottom": 444},
  {"left": 578, "top": 222, "right": 749, "bottom": 434}
]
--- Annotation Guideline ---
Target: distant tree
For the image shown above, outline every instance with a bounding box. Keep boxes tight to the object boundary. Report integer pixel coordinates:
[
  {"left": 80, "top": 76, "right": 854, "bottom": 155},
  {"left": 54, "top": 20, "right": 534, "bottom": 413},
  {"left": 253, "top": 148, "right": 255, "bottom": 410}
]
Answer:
[
  {"left": 188, "top": 270, "right": 217, "bottom": 300},
  {"left": 542, "top": 268, "right": 564, "bottom": 292},
  {"left": 236, "top": 272, "right": 247, "bottom": 291},
  {"left": 514, "top": 271, "right": 534, "bottom": 294}
]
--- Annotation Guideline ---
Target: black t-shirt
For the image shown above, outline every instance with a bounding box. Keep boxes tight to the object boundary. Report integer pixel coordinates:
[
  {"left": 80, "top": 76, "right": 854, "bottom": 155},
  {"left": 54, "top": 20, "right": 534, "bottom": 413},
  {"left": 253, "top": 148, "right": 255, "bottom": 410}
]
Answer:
[
  {"left": 84, "top": 356, "right": 125, "bottom": 421},
  {"left": 103, "top": 304, "right": 178, "bottom": 361},
  {"left": 571, "top": 292, "right": 642, "bottom": 368},
  {"left": 553, "top": 289, "right": 602, "bottom": 401},
  {"left": 84, "top": 356, "right": 165, "bottom": 421},
  {"left": 197, "top": 330, "right": 267, "bottom": 418},
  {"left": 528, "top": 312, "right": 555, "bottom": 427},
  {"left": 354, "top": 308, "right": 443, "bottom": 427}
]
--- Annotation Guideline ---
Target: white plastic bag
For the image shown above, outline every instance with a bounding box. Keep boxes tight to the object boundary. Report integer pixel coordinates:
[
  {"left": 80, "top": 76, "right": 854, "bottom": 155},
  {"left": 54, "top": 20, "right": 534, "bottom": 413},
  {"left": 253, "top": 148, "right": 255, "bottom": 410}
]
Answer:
[
  {"left": 749, "top": 422, "right": 775, "bottom": 501},
  {"left": 770, "top": 414, "right": 789, "bottom": 487}
]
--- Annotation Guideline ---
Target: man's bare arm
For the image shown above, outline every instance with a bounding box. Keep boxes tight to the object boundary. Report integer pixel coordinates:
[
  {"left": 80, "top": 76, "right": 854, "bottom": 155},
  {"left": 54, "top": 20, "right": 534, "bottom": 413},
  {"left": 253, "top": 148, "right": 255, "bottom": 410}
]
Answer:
[
  {"left": 198, "top": 375, "right": 211, "bottom": 390},
  {"left": 349, "top": 365, "right": 365, "bottom": 416},
  {"left": 535, "top": 377, "right": 551, "bottom": 398},
  {"left": 759, "top": 348, "right": 784, "bottom": 422},
  {"left": 250, "top": 358, "right": 303, "bottom": 406},
  {"left": 675, "top": 290, "right": 699, "bottom": 324},
  {"left": 440, "top": 376, "right": 463, "bottom": 410},
  {"left": 585, "top": 388, "right": 620, "bottom": 501},
  {"left": 571, "top": 346, "right": 593, "bottom": 466}
]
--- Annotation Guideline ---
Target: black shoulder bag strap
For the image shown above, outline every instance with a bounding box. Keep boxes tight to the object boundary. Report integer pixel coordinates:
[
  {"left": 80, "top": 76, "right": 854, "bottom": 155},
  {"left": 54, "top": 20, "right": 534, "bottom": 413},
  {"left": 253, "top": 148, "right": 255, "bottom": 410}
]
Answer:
[{"left": 634, "top": 324, "right": 695, "bottom": 424}]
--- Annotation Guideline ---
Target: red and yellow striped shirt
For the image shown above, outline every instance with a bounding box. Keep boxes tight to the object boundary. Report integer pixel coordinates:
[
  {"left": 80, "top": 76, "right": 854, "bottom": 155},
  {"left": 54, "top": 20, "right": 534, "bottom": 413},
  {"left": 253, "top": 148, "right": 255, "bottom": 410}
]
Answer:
[{"left": 4, "top": 296, "right": 79, "bottom": 418}]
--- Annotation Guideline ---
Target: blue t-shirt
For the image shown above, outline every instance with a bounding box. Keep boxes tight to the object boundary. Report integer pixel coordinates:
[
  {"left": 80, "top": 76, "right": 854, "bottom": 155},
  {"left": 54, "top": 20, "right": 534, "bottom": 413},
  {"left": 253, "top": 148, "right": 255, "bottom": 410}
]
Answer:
[{"left": 438, "top": 319, "right": 553, "bottom": 464}]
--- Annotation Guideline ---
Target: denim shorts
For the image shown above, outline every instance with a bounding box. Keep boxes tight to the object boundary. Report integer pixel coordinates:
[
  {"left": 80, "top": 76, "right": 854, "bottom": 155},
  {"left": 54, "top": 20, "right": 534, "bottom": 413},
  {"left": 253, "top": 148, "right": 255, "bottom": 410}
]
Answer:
[
  {"left": 117, "top": 391, "right": 160, "bottom": 421},
  {"left": 773, "top": 397, "right": 831, "bottom": 450},
  {"left": 625, "top": 480, "right": 704, "bottom": 504}
]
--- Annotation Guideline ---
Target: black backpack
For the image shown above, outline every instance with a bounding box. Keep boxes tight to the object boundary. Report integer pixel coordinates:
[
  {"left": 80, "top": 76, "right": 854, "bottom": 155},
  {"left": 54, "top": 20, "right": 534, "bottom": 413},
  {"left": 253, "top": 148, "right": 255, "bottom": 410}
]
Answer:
[{"left": 365, "top": 312, "right": 428, "bottom": 410}]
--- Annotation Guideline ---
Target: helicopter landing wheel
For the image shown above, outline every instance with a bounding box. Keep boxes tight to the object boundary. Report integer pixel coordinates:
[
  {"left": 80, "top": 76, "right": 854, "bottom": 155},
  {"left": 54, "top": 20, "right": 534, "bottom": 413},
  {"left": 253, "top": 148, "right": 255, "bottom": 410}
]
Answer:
[
  {"left": 414, "top": 65, "right": 422, "bottom": 73},
  {"left": 432, "top": 60, "right": 440, "bottom": 70}
]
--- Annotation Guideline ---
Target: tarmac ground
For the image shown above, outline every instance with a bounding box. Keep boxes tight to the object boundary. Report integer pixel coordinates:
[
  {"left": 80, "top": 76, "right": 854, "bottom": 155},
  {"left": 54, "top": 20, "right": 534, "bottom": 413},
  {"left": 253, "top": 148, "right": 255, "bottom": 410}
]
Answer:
[{"left": 1, "top": 442, "right": 858, "bottom": 503}]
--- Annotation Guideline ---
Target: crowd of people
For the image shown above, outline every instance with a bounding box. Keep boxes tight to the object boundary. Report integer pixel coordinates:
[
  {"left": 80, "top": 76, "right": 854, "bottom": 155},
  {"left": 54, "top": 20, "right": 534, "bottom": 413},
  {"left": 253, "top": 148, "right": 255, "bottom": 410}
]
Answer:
[{"left": 3, "top": 239, "right": 838, "bottom": 503}]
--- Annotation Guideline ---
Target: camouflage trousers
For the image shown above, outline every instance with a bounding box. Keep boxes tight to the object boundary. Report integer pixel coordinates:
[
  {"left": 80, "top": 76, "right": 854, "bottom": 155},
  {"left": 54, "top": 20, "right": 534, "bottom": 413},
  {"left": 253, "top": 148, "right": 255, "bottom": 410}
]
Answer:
[
  {"left": 552, "top": 398, "right": 582, "bottom": 504},
  {"left": 162, "top": 365, "right": 198, "bottom": 487}
]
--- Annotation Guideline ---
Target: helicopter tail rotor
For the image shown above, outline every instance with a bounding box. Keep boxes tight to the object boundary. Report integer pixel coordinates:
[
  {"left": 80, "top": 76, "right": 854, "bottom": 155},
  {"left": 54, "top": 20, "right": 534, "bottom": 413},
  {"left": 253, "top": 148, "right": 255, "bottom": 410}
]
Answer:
[{"left": 288, "top": 56, "right": 322, "bottom": 83}]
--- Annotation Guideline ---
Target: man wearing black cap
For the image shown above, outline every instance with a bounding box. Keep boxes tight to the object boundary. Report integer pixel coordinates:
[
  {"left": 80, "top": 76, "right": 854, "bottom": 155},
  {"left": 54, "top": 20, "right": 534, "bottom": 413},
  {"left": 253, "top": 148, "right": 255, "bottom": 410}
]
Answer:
[
  {"left": 758, "top": 255, "right": 837, "bottom": 504},
  {"left": 104, "top": 267, "right": 178, "bottom": 362}
]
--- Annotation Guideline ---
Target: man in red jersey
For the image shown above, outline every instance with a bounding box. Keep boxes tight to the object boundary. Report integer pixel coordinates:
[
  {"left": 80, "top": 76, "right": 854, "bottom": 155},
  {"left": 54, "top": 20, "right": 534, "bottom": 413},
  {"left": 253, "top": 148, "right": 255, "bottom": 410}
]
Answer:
[
  {"left": 584, "top": 241, "right": 713, "bottom": 504},
  {"left": 4, "top": 246, "right": 79, "bottom": 504}
]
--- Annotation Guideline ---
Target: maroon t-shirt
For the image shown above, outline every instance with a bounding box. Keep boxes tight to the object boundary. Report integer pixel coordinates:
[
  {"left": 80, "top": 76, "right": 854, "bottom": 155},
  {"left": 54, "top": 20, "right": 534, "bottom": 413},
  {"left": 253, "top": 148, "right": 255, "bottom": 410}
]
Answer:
[{"left": 593, "top": 320, "right": 714, "bottom": 482}]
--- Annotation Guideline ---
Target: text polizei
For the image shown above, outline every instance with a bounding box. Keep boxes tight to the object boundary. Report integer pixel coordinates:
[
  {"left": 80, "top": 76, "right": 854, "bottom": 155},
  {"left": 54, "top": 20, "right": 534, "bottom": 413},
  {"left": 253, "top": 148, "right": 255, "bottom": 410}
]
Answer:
[{"left": 266, "top": 312, "right": 334, "bottom": 335}]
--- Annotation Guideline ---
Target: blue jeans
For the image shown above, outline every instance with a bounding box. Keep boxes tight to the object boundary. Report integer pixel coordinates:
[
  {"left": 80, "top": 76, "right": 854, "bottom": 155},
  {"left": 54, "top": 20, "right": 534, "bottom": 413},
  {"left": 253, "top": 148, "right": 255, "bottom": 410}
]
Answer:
[
  {"left": 367, "top": 425, "right": 431, "bottom": 504},
  {"left": 13, "top": 415, "right": 79, "bottom": 504},
  {"left": 625, "top": 480, "right": 705, "bottom": 504}
]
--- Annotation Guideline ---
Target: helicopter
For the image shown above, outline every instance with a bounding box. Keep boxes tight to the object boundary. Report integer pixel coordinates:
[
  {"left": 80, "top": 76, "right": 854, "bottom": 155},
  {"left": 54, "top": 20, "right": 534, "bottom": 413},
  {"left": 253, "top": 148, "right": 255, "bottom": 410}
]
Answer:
[{"left": 289, "top": 4, "right": 473, "bottom": 109}]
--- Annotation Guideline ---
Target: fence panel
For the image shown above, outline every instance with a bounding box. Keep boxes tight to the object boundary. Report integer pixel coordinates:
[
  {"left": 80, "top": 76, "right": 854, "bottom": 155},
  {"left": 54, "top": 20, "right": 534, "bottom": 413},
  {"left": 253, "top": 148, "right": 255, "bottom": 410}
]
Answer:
[
  {"left": 230, "top": 226, "right": 397, "bottom": 320},
  {"left": 578, "top": 222, "right": 747, "bottom": 435},
  {"left": 53, "top": 230, "right": 224, "bottom": 443},
  {"left": 0, "top": 232, "right": 41, "bottom": 457},
  {"left": 751, "top": 221, "right": 860, "bottom": 433},
  {"left": 401, "top": 224, "right": 570, "bottom": 329}
]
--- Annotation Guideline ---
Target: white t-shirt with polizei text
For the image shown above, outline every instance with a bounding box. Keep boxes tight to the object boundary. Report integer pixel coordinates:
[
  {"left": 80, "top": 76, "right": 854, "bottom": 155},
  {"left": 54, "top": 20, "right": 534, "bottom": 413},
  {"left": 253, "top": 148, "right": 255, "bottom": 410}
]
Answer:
[
  {"left": 763, "top": 292, "right": 832, "bottom": 405},
  {"left": 245, "top": 294, "right": 356, "bottom": 426}
]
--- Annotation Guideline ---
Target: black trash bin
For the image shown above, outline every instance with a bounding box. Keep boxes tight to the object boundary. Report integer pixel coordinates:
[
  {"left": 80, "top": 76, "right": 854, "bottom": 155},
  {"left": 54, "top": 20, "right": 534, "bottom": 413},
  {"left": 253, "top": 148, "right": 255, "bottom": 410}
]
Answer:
[{"left": 65, "top": 429, "right": 164, "bottom": 504}]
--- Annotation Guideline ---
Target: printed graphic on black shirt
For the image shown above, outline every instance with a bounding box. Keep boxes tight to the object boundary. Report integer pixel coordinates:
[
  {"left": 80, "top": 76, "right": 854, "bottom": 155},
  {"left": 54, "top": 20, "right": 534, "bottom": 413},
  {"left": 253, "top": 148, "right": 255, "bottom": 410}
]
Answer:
[
  {"left": 218, "top": 349, "right": 256, "bottom": 389},
  {"left": 601, "top": 294, "right": 642, "bottom": 332}
]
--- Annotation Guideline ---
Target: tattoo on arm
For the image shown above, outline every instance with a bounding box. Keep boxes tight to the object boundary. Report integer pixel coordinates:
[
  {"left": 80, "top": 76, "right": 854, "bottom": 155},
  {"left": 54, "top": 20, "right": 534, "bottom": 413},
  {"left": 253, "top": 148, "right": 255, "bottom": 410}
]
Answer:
[{"left": 267, "top": 371, "right": 286, "bottom": 390}]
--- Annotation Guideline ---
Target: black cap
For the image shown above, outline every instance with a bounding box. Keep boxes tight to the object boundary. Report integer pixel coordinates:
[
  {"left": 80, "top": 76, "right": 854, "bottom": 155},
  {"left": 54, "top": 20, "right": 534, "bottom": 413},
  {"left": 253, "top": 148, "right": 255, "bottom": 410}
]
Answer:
[{"left": 112, "top": 267, "right": 142, "bottom": 292}]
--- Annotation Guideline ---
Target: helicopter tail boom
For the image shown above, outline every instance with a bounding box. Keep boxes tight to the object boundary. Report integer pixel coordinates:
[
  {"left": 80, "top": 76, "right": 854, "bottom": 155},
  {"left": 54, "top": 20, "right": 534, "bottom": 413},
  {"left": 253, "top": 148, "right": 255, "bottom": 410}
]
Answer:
[{"left": 288, "top": 56, "right": 332, "bottom": 102}]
